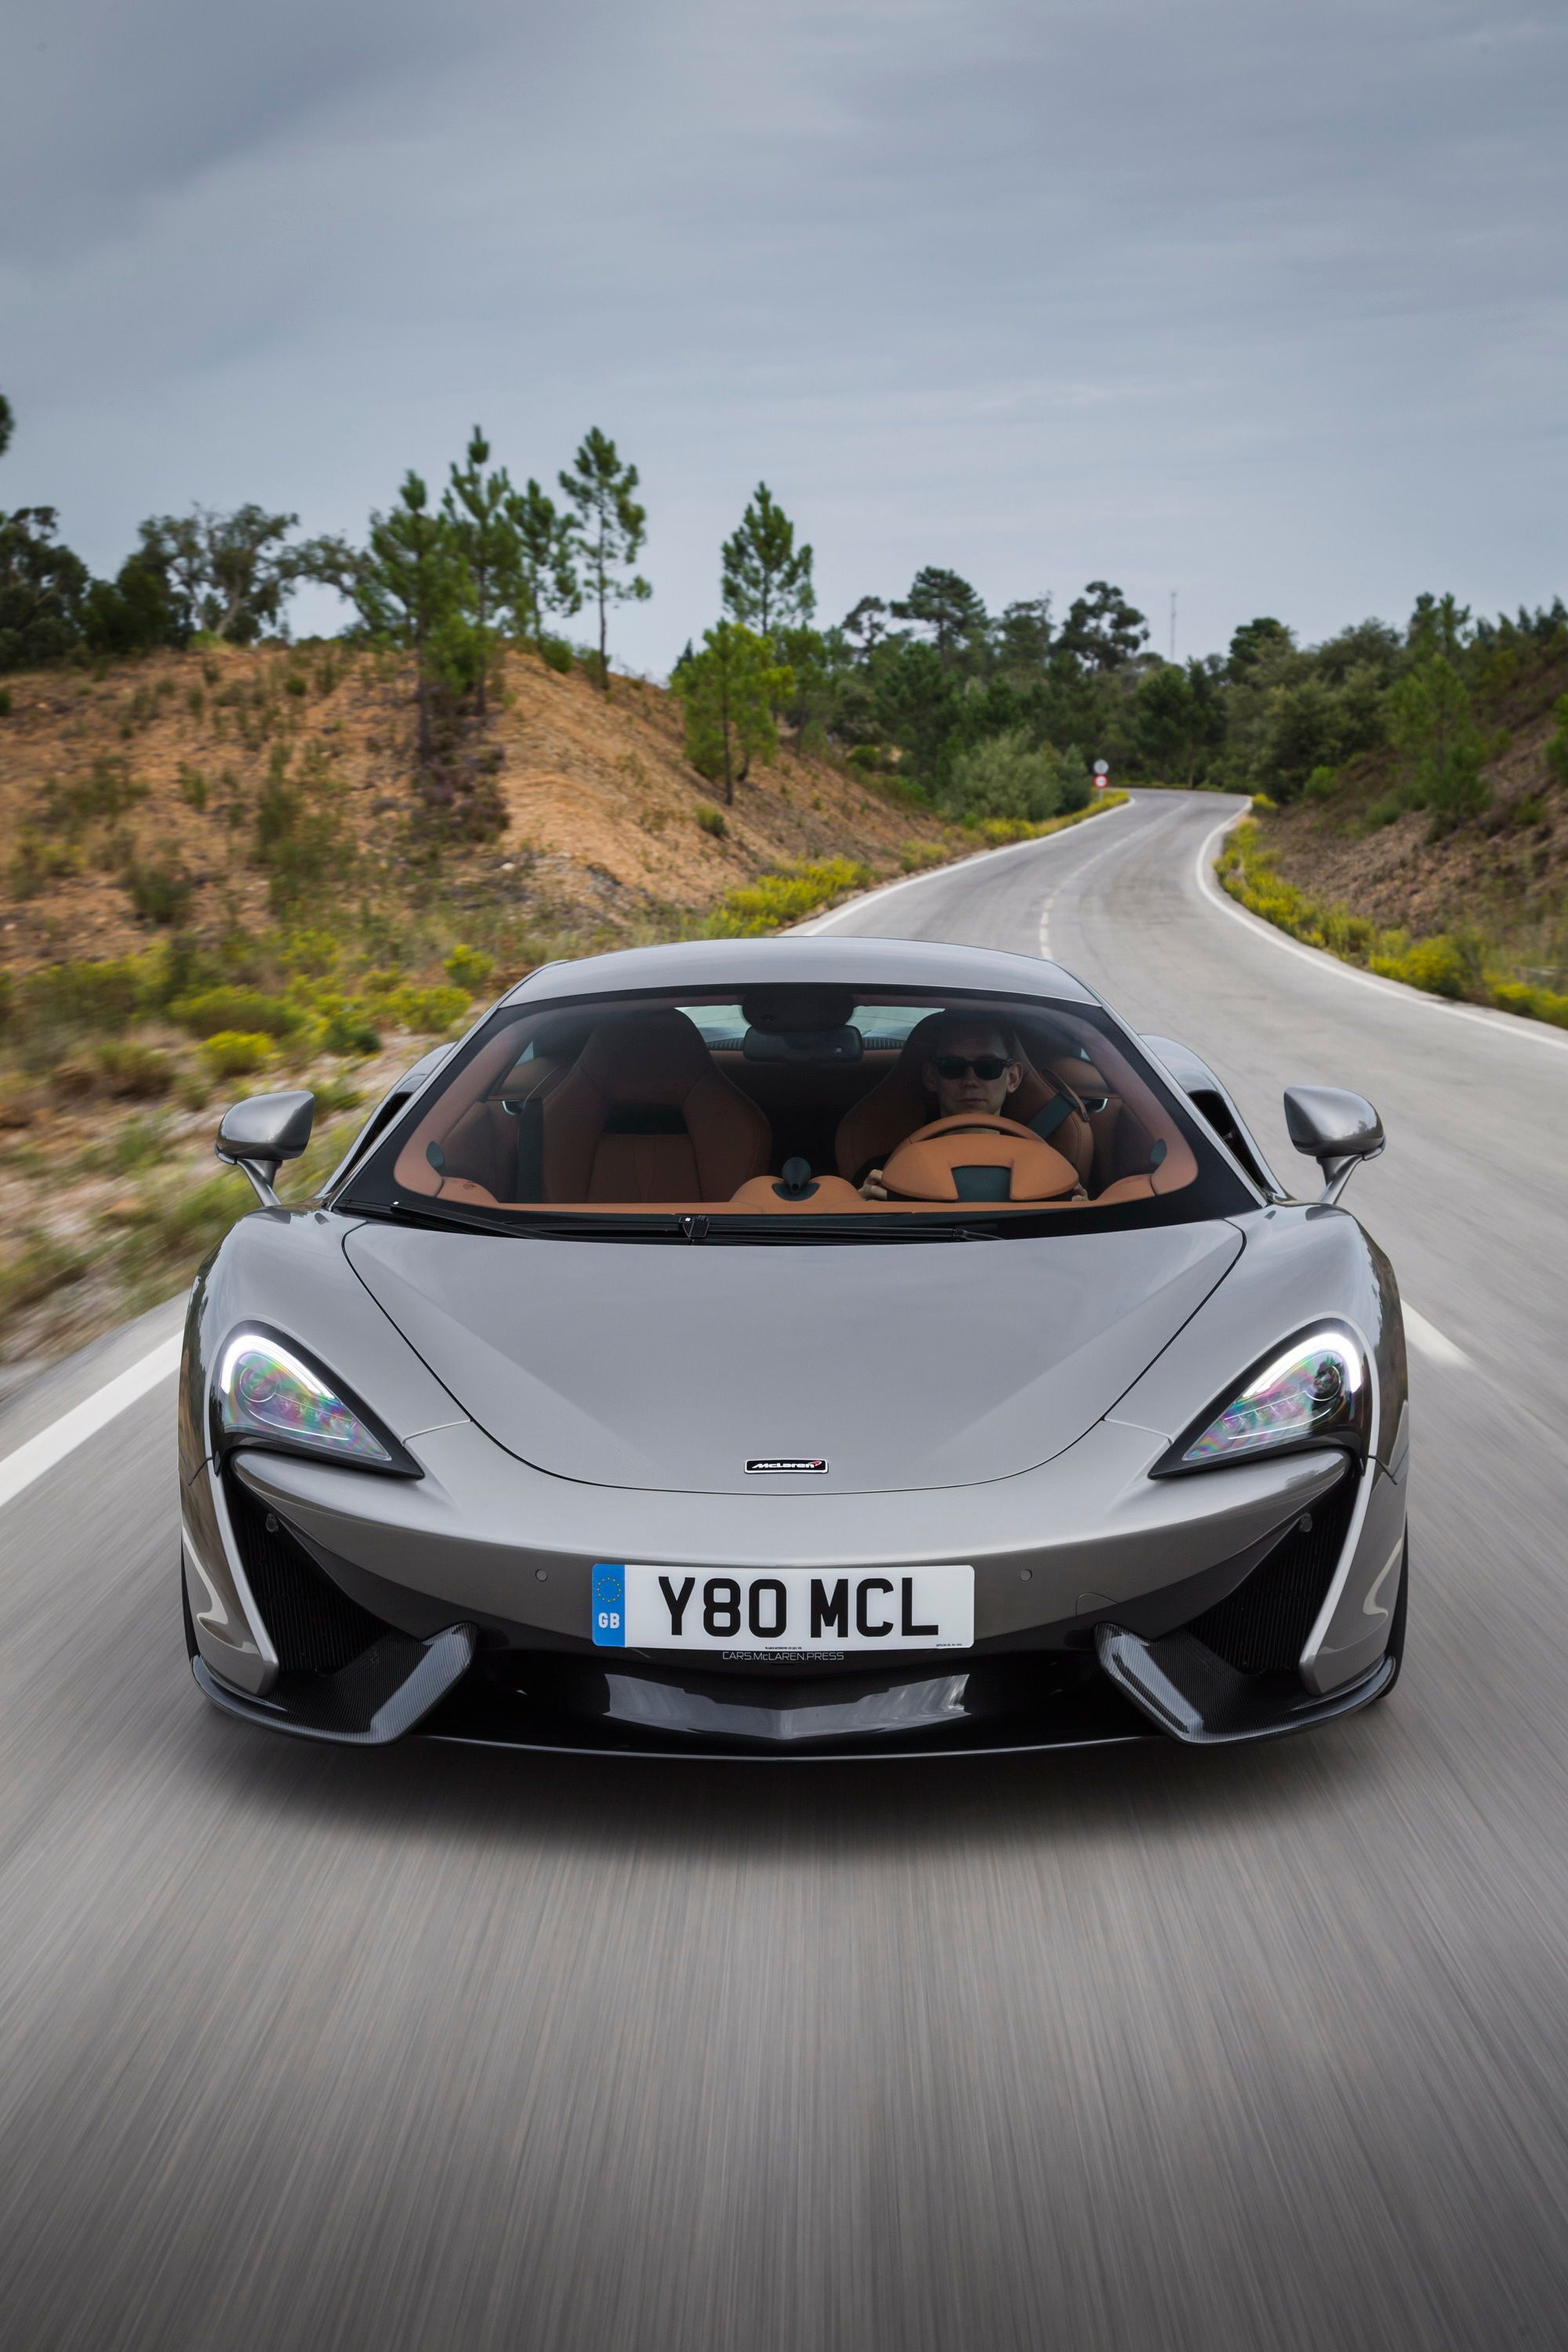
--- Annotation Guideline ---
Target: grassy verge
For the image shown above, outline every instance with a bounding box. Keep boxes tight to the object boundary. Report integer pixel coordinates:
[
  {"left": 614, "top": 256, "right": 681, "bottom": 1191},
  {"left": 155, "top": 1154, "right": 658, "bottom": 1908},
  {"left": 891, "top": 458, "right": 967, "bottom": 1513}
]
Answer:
[{"left": 1218, "top": 815, "right": 1568, "bottom": 1029}]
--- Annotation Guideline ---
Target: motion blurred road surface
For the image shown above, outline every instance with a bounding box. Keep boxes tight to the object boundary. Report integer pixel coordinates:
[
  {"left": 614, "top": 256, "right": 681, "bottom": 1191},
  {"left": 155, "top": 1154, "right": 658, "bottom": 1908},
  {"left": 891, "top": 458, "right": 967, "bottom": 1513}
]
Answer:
[{"left": 3, "top": 790, "right": 1566, "bottom": 2350}]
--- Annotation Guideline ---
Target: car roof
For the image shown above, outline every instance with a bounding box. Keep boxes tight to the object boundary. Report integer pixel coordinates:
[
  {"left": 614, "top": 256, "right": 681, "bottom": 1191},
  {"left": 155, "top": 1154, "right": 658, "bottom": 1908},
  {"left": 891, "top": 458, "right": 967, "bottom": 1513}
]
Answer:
[{"left": 500, "top": 934, "right": 1101, "bottom": 1007}]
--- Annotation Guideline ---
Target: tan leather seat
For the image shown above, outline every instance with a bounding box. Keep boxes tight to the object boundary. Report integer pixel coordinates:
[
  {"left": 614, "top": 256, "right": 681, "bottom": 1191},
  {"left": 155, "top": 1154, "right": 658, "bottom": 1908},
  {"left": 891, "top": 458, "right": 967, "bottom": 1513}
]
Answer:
[
  {"left": 543, "top": 1011, "right": 771, "bottom": 1202},
  {"left": 834, "top": 1015, "right": 1094, "bottom": 1185}
]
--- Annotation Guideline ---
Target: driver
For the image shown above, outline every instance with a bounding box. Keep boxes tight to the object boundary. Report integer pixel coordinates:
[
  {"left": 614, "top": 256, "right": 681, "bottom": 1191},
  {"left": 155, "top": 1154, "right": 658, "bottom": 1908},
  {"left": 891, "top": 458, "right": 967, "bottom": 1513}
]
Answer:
[{"left": 859, "top": 1019, "right": 1022, "bottom": 1199}]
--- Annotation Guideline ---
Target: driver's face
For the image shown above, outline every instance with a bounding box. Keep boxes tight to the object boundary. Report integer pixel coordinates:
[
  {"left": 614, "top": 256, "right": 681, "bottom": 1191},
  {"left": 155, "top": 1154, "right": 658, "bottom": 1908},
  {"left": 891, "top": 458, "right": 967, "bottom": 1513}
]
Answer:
[{"left": 923, "top": 1025, "right": 1022, "bottom": 1120}]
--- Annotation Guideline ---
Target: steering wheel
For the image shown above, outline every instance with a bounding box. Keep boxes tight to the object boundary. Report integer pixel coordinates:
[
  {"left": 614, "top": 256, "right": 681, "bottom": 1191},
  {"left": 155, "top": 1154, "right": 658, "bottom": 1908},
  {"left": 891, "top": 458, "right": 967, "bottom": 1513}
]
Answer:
[
  {"left": 879, "top": 1112, "right": 1082, "bottom": 1204},
  {"left": 900, "top": 1114, "right": 1042, "bottom": 1148}
]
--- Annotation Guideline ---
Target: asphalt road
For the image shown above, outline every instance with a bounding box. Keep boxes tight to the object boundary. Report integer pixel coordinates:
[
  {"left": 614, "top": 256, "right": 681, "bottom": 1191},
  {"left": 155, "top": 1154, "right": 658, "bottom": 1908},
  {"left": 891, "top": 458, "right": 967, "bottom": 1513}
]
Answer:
[{"left": 3, "top": 789, "right": 1567, "bottom": 2351}]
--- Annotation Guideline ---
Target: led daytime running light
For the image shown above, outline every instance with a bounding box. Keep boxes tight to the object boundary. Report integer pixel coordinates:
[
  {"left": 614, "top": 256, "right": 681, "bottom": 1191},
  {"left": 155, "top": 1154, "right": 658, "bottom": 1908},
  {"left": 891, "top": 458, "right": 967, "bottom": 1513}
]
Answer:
[{"left": 217, "top": 1334, "right": 393, "bottom": 1465}]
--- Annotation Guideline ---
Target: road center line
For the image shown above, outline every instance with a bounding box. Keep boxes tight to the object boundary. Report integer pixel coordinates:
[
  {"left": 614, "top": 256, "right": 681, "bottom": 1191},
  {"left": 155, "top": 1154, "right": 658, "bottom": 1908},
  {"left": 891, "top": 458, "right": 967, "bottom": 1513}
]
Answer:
[
  {"left": 1037, "top": 814, "right": 1163, "bottom": 959},
  {"left": 797, "top": 795, "right": 1134, "bottom": 935},
  {"left": 0, "top": 1334, "right": 183, "bottom": 1512}
]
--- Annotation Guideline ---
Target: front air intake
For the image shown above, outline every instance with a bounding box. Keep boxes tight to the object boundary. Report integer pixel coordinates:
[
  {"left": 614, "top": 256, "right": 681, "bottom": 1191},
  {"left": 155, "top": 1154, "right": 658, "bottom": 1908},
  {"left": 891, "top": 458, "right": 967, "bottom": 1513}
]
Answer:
[
  {"left": 1187, "top": 1472, "right": 1359, "bottom": 1675},
  {"left": 226, "top": 1475, "right": 386, "bottom": 1675}
]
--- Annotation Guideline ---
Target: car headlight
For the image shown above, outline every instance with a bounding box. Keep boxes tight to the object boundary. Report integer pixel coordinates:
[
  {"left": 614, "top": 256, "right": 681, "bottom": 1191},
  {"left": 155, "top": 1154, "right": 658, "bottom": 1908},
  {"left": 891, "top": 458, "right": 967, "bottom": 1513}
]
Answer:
[
  {"left": 215, "top": 1330, "right": 417, "bottom": 1475},
  {"left": 1154, "top": 1325, "right": 1369, "bottom": 1475}
]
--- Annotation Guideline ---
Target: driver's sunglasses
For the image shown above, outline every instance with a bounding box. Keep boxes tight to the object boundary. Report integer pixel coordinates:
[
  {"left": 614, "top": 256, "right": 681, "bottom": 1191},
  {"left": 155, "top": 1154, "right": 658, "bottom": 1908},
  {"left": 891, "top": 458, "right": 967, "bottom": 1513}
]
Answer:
[{"left": 934, "top": 1054, "right": 1011, "bottom": 1082}]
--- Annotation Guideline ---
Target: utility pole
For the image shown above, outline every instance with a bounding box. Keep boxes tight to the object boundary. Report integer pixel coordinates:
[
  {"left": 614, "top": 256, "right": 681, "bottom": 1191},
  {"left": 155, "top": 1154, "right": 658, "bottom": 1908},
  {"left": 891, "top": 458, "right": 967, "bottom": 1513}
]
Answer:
[{"left": 1169, "top": 590, "right": 1178, "bottom": 662}]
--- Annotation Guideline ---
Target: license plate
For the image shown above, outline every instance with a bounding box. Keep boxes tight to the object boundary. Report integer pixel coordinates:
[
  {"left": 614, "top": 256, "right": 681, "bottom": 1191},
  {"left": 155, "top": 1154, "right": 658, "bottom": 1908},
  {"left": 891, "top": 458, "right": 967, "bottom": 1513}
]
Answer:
[{"left": 591, "top": 1563, "right": 974, "bottom": 1653}]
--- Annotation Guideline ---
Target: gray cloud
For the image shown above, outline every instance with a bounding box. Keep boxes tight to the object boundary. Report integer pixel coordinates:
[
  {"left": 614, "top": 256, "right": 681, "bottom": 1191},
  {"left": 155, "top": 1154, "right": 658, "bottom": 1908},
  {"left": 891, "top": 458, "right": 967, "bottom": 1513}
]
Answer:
[{"left": 2, "top": 0, "right": 1563, "bottom": 671}]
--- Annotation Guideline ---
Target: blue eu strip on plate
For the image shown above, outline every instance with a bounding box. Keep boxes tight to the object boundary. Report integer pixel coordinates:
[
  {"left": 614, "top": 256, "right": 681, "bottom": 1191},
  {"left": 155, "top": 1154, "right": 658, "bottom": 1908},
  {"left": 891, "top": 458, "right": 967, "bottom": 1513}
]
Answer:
[{"left": 592, "top": 1563, "right": 626, "bottom": 1647}]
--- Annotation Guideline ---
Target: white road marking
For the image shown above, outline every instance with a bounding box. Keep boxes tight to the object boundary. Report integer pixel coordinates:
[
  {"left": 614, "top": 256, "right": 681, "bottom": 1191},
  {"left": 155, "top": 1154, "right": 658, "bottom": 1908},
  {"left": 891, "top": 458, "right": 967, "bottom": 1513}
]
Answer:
[
  {"left": 795, "top": 797, "right": 1134, "bottom": 936},
  {"left": 1196, "top": 811, "right": 1568, "bottom": 1055},
  {"left": 0, "top": 1334, "right": 183, "bottom": 1512},
  {"left": 1403, "top": 1307, "right": 1472, "bottom": 1370},
  {"left": 1037, "top": 815, "right": 1163, "bottom": 959}
]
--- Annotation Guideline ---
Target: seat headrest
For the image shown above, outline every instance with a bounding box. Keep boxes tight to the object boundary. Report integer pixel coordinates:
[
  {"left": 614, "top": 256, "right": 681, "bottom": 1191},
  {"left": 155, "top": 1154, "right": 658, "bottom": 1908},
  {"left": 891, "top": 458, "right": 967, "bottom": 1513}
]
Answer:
[{"left": 575, "top": 1011, "right": 715, "bottom": 1102}]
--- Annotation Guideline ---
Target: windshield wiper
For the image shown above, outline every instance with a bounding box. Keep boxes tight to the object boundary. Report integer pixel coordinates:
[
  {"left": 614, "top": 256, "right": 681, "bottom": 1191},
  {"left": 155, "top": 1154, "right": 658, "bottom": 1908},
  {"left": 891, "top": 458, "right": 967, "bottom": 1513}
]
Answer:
[
  {"left": 695, "top": 1216, "right": 1004, "bottom": 1243},
  {"left": 345, "top": 1196, "right": 691, "bottom": 1242},
  {"left": 342, "top": 1196, "right": 1006, "bottom": 1244}
]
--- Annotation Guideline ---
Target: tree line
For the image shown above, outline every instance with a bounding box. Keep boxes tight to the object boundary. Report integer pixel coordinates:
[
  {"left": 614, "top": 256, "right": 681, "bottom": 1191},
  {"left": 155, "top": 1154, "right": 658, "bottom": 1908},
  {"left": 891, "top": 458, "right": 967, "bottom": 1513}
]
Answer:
[{"left": 3, "top": 384, "right": 1563, "bottom": 837}]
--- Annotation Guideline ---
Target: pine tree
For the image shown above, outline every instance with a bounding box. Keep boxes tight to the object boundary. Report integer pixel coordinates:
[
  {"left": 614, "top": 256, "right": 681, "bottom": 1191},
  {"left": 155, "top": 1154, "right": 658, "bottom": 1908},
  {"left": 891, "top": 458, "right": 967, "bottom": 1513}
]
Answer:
[
  {"left": 441, "top": 427, "right": 518, "bottom": 717},
  {"left": 891, "top": 568, "right": 987, "bottom": 665},
  {"left": 677, "top": 622, "right": 793, "bottom": 805},
  {"left": 721, "top": 483, "right": 815, "bottom": 642},
  {"left": 352, "top": 473, "right": 467, "bottom": 763},
  {"left": 1058, "top": 582, "right": 1149, "bottom": 672},
  {"left": 558, "top": 428, "right": 649, "bottom": 691},
  {"left": 507, "top": 478, "right": 579, "bottom": 654}
]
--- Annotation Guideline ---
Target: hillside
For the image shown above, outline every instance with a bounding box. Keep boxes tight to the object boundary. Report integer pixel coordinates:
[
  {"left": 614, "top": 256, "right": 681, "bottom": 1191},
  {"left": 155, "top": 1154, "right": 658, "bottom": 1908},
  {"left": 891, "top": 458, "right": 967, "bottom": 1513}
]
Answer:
[
  {"left": 1245, "top": 641, "right": 1568, "bottom": 995},
  {"left": 0, "top": 641, "right": 1011, "bottom": 1375},
  {"left": 0, "top": 641, "right": 947, "bottom": 972}
]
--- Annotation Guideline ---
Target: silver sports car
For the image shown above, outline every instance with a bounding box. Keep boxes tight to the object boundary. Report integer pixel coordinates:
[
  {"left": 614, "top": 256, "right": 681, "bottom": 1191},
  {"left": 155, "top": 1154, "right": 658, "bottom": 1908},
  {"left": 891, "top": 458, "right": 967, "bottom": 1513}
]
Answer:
[{"left": 179, "top": 935, "right": 1409, "bottom": 1755}]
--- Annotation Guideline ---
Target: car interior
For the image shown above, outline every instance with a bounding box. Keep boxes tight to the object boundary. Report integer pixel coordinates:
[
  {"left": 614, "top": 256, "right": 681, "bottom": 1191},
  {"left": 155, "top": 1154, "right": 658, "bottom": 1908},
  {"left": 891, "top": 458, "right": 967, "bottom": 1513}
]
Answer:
[{"left": 382, "top": 989, "right": 1204, "bottom": 1215}]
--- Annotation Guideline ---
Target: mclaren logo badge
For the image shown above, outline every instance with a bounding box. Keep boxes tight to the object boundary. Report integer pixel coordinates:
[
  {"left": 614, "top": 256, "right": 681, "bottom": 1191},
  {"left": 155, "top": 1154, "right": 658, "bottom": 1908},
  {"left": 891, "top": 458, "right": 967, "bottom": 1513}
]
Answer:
[{"left": 746, "top": 1457, "right": 829, "bottom": 1475}]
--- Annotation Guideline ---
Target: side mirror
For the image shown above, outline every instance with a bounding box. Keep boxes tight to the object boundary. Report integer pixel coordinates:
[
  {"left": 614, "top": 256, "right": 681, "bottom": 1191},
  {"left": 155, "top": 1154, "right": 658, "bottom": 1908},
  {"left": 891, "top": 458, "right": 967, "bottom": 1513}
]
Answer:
[
  {"left": 216, "top": 1090, "right": 314, "bottom": 1207},
  {"left": 1283, "top": 1085, "right": 1384, "bottom": 1204}
]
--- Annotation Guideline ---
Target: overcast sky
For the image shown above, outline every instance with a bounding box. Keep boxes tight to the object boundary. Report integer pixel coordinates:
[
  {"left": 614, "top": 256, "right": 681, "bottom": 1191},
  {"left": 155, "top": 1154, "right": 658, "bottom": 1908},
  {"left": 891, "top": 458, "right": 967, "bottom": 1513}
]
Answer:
[{"left": 2, "top": 0, "right": 1563, "bottom": 673}]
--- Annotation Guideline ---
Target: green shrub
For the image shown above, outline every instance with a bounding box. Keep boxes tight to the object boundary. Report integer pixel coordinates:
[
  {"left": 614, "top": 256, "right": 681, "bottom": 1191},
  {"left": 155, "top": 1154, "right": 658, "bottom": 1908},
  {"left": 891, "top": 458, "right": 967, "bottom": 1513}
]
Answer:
[
  {"left": 253, "top": 747, "right": 351, "bottom": 910},
  {"left": 539, "top": 637, "right": 575, "bottom": 675},
  {"left": 1546, "top": 695, "right": 1568, "bottom": 786},
  {"left": 376, "top": 982, "right": 470, "bottom": 1034},
  {"left": 1366, "top": 935, "right": 1474, "bottom": 998},
  {"left": 9, "top": 829, "right": 82, "bottom": 897},
  {"left": 96, "top": 1040, "right": 176, "bottom": 1099},
  {"left": 694, "top": 804, "right": 728, "bottom": 840},
  {"left": 177, "top": 764, "right": 209, "bottom": 811},
  {"left": 172, "top": 985, "right": 301, "bottom": 1040},
  {"left": 1490, "top": 980, "right": 1568, "bottom": 1031},
  {"left": 317, "top": 1001, "right": 383, "bottom": 1055},
  {"left": 1364, "top": 795, "right": 1403, "bottom": 829},
  {"left": 0, "top": 1230, "right": 89, "bottom": 1338},
  {"left": 39, "top": 756, "right": 147, "bottom": 833},
  {"left": 899, "top": 840, "right": 947, "bottom": 872},
  {"left": 946, "top": 728, "right": 1065, "bottom": 826},
  {"left": 848, "top": 744, "right": 888, "bottom": 773},
  {"left": 284, "top": 672, "right": 308, "bottom": 699},
  {"left": 123, "top": 855, "right": 194, "bottom": 925},
  {"left": 199, "top": 1030, "right": 273, "bottom": 1079},
  {"left": 705, "top": 858, "right": 868, "bottom": 937},
  {"left": 1303, "top": 765, "right": 1339, "bottom": 804},
  {"left": 442, "top": 944, "right": 496, "bottom": 993},
  {"left": 0, "top": 688, "right": 12, "bottom": 718},
  {"left": 21, "top": 957, "right": 143, "bottom": 1032}
]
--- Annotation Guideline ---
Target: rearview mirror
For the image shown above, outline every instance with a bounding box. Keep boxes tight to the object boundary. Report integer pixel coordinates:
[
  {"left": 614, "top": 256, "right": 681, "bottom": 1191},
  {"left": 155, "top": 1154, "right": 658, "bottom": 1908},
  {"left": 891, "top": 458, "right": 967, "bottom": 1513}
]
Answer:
[
  {"left": 216, "top": 1090, "right": 314, "bottom": 1206},
  {"left": 1283, "top": 1085, "right": 1384, "bottom": 1204}
]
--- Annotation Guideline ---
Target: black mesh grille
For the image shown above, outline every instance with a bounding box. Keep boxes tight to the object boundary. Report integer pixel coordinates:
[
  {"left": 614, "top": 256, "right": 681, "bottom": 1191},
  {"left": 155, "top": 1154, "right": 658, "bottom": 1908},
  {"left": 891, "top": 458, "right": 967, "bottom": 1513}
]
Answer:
[
  {"left": 1189, "top": 1470, "right": 1359, "bottom": 1675},
  {"left": 226, "top": 1475, "right": 386, "bottom": 1674}
]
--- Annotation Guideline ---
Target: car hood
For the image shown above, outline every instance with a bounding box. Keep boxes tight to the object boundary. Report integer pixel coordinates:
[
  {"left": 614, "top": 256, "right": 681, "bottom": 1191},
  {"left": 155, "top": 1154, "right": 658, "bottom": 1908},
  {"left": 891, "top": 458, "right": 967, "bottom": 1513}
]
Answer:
[{"left": 344, "top": 1220, "right": 1242, "bottom": 1495}]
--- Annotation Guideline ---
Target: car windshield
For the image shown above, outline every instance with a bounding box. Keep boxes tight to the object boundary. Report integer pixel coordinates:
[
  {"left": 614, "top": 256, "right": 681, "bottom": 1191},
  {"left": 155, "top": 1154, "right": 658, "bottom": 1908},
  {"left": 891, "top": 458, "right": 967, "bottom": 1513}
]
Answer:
[{"left": 338, "top": 985, "right": 1255, "bottom": 1233}]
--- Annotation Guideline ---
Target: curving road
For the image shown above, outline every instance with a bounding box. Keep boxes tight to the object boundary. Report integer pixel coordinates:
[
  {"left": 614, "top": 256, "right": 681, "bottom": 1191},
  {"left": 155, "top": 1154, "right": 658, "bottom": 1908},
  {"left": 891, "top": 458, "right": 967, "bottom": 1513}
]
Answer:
[{"left": 3, "top": 789, "right": 1567, "bottom": 2350}]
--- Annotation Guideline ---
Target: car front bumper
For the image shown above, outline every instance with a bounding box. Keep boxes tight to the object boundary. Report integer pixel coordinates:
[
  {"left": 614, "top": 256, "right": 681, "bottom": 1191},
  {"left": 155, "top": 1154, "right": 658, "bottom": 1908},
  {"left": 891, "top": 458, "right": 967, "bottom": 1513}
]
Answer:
[{"left": 182, "top": 1412, "right": 1405, "bottom": 1755}]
